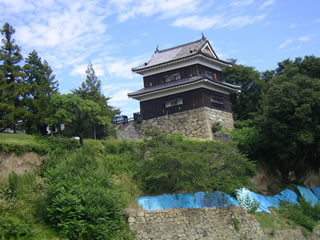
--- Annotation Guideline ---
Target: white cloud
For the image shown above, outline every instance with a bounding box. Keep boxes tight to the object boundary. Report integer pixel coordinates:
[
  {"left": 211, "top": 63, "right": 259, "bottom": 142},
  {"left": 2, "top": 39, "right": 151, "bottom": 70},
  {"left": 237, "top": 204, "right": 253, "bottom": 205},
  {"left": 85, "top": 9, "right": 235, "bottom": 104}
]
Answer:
[
  {"left": 231, "top": 0, "right": 254, "bottom": 7},
  {"left": 109, "top": 90, "right": 130, "bottom": 106},
  {"left": 173, "top": 15, "right": 224, "bottom": 31},
  {"left": 109, "top": 0, "right": 202, "bottom": 22},
  {"left": 279, "top": 39, "right": 292, "bottom": 49},
  {"left": 260, "top": 0, "right": 275, "bottom": 9},
  {"left": 2, "top": 0, "right": 110, "bottom": 72},
  {"left": 315, "top": 18, "right": 320, "bottom": 23},
  {"left": 298, "top": 36, "right": 310, "bottom": 42},
  {"left": 106, "top": 57, "right": 145, "bottom": 79},
  {"left": 290, "top": 23, "right": 296, "bottom": 29},
  {"left": 102, "top": 82, "right": 143, "bottom": 114},
  {"left": 173, "top": 14, "right": 265, "bottom": 30}
]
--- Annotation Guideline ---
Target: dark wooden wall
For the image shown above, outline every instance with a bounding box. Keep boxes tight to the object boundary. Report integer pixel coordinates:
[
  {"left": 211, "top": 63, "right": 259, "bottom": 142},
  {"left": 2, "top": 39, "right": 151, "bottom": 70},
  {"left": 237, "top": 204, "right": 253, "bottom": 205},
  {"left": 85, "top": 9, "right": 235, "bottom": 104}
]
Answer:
[
  {"left": 140, "top": 88, "right": 231, "bottom": 120},
  {"left": 143, "top": 64, "right": 222, "bottom": 88}
]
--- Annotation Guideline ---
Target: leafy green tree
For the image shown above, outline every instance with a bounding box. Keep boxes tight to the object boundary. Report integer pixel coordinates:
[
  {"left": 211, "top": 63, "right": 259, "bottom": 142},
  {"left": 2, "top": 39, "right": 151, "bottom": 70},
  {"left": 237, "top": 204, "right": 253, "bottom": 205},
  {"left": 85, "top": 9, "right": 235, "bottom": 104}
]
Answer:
[
  {"left": 223, "top": 60, "right": 264, "bottom": 120},
  {"left": 255, "top": 56, "right": 320, "bottom": 180},
  {"left": 73, "top": 63, "right": 118, "bottom": 139},
  {"left": 47, "top": 94, "right": 109, "bottom": 145},
  {"left": 137, "top": 131, "right": 255, "bottom": 194},
  {"left": 0, "top": 22, "right": 28, "bottom": 132},
  {"left": 23, "top": 50, "right": 59, "bottom": 134}
]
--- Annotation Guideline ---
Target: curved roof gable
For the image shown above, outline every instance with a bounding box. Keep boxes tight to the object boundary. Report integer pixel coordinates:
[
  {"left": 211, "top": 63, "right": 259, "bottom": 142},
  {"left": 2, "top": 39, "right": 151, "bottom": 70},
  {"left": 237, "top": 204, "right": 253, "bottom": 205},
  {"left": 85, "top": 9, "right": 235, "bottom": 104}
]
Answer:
[{"left": 132, "top": 35, "right": 230, "bottom": 73}]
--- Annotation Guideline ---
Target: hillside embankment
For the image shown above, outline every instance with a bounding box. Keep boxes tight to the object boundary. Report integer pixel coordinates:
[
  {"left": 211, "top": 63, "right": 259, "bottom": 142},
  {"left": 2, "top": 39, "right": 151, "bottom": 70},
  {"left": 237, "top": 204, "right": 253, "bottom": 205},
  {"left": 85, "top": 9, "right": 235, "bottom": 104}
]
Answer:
[{"left": 1, "top": 133, "right": 320, "bottom": 240}]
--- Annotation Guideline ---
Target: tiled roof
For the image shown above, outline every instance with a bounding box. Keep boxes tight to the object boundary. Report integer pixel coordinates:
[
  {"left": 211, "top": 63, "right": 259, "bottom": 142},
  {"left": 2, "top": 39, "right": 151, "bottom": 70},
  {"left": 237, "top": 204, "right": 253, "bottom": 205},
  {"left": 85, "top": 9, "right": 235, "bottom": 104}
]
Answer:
[
  {"left": 128, "top": 76, "right": 240, "bottom": 98},
  {"left": 132, "top": 36, "right": 230, "bottom": 72}
]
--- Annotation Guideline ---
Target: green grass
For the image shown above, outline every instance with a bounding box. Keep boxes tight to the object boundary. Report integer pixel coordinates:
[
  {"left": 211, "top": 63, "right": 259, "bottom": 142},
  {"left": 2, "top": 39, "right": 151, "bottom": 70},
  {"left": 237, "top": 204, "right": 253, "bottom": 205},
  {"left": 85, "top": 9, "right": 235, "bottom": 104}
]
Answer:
[
  {"left": 0, "top": 133, "right": 39, "bottom": 145},
  {"left": 254, "top": 208, "right": 296, "bottom": 235}
]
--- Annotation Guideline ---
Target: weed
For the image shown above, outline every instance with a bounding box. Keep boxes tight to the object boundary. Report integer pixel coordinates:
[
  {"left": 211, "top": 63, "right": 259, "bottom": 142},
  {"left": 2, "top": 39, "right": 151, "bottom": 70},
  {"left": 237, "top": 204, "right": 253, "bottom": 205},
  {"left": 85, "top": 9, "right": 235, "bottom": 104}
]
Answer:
[{"left": 232, "top": 217, "right": 240, "bottom": 232}]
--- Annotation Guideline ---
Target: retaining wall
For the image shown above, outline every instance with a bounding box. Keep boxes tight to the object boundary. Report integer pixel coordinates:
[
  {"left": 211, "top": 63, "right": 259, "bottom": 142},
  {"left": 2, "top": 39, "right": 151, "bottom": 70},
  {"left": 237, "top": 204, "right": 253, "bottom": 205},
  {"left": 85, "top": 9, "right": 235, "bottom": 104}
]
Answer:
[{"left": 141, "top": 107, "right": 234, "bottom": 140}]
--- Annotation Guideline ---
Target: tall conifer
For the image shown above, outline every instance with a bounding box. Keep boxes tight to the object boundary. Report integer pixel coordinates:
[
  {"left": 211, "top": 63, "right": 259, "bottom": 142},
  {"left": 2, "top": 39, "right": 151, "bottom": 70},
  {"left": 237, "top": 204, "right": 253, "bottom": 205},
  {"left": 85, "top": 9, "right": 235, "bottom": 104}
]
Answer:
[{"left": 0, "top": 22, "right": 28, "bottom": 132}]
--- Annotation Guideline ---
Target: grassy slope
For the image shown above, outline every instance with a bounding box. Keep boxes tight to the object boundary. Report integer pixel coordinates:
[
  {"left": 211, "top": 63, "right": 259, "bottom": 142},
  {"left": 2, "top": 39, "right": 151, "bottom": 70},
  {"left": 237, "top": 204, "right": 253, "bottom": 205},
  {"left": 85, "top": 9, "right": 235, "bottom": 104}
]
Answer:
[
  {"left": 0, "top": 133, "right": 39, "bottom": 145},
  {"left": 1, "top": 133, "right": 319, "bottom": 239},
  {"left": 0, "top": 134, "right": 140, "bottom": 239}
]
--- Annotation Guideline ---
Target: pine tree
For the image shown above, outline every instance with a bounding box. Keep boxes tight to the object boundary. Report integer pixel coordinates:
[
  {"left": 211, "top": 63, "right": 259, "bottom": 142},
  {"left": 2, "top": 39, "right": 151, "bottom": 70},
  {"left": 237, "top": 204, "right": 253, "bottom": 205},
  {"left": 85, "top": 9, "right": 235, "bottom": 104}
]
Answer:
[
  {"left": 23, "top": 50, "right": 59, "bottom": 134},
  {"left": 0, "top": 22, "right": 28, "bottom": 133},
  {"left": 73, "top": 63, "right": 118, "bottom": 139}
]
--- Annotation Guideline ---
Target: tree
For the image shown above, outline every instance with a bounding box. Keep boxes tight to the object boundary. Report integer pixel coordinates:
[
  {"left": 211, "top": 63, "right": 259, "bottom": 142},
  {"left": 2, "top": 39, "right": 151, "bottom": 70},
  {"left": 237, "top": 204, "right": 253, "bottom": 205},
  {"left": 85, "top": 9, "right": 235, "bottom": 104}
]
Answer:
[
  {"left": 137, "top": 131, "right": 255, "bottom": 194},
  {"left": 73, "top": 63, "right": 118, "bottom": 139},
  {"left": 0, "top": 22, "right": 28, "bottom": 132},
  {"left": 23, "top": 50, "right": 58, "bottom": 134},
  {"left": 223, "top": 61, "right": 264, "bottom": 120},
  {"left": 47, "top": 94, "right": 109, "bottom": 145},
  {"left": 255, "top": 56, "right": 320, "bottom": 181}
]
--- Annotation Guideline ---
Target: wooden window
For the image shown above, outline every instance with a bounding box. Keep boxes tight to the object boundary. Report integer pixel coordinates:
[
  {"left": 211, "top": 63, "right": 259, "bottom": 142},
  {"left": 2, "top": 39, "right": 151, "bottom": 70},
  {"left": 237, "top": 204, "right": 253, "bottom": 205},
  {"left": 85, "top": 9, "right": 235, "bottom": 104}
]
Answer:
[
  {"left": 213, "top": 73, "right": 217, "bottom": 80},
  {"left": 170, "top": 73, "right": 181, "bottom": 81},
  {"left": 164, "top": 75, "right": 170, "bottom": 83},
  {"left": 165, "top": 98, "right": 183, "bottom": 108},
  {"left": 211, "top": 96, "right": 224, "bottom": 109},
  {"left": 205, "top": 70, "right": 213, "bottom": 80}
]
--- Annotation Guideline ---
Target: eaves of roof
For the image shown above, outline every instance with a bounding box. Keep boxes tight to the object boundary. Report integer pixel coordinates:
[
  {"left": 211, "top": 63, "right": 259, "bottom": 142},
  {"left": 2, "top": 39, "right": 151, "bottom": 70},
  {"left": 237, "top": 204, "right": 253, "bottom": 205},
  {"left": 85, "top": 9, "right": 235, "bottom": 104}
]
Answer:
[
  {"left": 128, "top": 76, "right": 240, "bottom": 99},
  {"left": 132, "top": 53, "right": 232, "bottom": 74}
]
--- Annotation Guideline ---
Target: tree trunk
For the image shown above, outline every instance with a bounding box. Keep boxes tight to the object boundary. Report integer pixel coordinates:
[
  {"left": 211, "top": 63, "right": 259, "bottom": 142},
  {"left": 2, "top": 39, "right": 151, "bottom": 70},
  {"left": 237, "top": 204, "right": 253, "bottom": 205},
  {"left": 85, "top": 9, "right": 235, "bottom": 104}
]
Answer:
[
  {"left": 80, "top": 133, "right": 84, "bottom": 145},
  {"left": 93, "top": 124, "right": 96, "bottom": 140}
]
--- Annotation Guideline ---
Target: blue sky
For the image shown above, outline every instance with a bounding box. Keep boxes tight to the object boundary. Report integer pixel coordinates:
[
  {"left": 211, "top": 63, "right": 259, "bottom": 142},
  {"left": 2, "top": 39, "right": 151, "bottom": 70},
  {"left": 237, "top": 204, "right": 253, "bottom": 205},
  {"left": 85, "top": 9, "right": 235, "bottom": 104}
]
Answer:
[{"left": 1, "top": 0, "right": 320, "bottom": 117}]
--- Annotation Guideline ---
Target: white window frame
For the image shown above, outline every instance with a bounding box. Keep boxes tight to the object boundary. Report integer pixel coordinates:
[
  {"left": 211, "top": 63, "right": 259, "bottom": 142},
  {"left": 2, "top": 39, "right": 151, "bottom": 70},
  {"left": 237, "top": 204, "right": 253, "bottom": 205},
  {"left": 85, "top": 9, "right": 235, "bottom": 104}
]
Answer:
[{"left": 165, "top": 98, "right": 183, "bottom": 108}]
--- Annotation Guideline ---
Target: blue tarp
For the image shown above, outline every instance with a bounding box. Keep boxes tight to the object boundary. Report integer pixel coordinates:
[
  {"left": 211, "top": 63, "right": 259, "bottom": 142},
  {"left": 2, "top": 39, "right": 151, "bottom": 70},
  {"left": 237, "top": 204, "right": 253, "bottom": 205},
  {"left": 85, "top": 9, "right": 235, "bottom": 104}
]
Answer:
[
  {"left": 274, "top": 189, "right": 299, "bottom": 205},
  {"left": 137, "top": 186, "right": 317, "bottom": 212},
  {"left": 311, "top": 187, "right": 320, "bottom": 200},
  {"left": 249, "top": 189, "right": 298, "bottom": 214},
  {"left": 297, "top": 186, "right": 319, "bottom": 206},
  {"left": 137, "top": 191, "right": 238, "bottom": 211}
]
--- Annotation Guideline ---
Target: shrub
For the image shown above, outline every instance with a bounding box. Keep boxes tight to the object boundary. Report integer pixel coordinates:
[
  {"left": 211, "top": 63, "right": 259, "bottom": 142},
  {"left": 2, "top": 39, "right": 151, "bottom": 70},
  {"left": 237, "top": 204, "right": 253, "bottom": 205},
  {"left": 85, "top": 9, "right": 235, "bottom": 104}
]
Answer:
[
  {"left": 45, "top": 152, "right": 128, "bottom": 240},
  {"left": 212, "top": 122, "right": 222, "bottom": 133},
  {"left": 137, "top": 131, "right": 255, "bottom": 194},
  {"left": 103, "top": 139, "right": 120, "bottom": 154},
  {"left": 0, "top": 216, "right": 33, "bottom": 239},
  {"left": 236, "top": 188, "right": 259, "bottom": 213},
  {"left": 278, "top": 198, "right": 320, "bottom": 232},
  {"left": 8, "top": 172, "right": 18, "bottom": 198}
]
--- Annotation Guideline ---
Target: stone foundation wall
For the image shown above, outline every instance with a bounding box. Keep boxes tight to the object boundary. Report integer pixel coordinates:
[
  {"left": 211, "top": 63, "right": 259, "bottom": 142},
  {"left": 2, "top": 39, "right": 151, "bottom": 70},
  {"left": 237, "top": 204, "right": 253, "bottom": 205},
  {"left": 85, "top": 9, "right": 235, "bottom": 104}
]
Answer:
[
  {"left": 126, "top": 207, "right": 265, "bottom": 240},
  {"left": 142, "top": 107, "right": 234, "bottom": 140}
]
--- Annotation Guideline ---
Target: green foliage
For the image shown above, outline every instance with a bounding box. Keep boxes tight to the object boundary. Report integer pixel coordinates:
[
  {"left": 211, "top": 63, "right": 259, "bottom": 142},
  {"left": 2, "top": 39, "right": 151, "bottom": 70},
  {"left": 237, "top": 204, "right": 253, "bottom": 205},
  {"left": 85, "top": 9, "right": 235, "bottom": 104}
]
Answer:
[
  {"left": 47, "top": 93, "right": 105, "bottom": 145},
  {"left": 136, "top": 131, "right": 255, "bottom": 194},
  {"left": 256, "top": 63, "right": 320, "bottom": 179},
  {"left": 8, "top": 171, "right": 18, "bottom": 198},
  {"left": 0, "top": 133, "right": 78, "bottom": 156},
  {"left": 45, "top": 151, "right": 128, "bottom": 240},
  {"left": 0, "top": 216, "right": 34, "bottom": 239},
  {"left": 72, "top": 63, "right": 119, "bottom": 140},
  {"left": 0, "top": 22, "right": 29, "bottom": 133},
  {"left": 232, "top": 217, "right": 240, "bottom": 232},
  {"left": 23, "top": 50, "right": 58, "bottom": 135},
  {"left": 236, "top": 188, "right": 259, "bottom": 213},
  {"left": 211, "top": 122, "right": 222, "bottom": 133},
  {"left": 231, "top": 56, "right": 320, "bottom": 181},
  {"left": 231, "top": 120, "right": 259, "bottom": 155},
  {"left": 223, "top": 61, "right": 264, "bottom": 120},
  {"left": 278, "top": 198, "right": 320, "bottom": 232}
]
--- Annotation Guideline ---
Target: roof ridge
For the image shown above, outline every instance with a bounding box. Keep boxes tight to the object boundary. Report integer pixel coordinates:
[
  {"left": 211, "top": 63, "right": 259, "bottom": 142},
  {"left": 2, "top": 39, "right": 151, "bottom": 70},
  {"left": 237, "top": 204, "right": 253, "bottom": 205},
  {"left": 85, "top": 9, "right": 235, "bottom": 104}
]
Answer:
[{"left": 157, "top": 38, "right": 205, "bottom": 53}]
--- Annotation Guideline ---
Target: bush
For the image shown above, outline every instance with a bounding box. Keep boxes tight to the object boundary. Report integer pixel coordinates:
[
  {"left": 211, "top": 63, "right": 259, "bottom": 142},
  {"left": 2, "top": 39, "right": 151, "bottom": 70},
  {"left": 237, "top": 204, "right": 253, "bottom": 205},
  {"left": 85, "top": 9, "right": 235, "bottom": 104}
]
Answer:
[
  {"left": 45, "top": 151, "right": 129, "bottom": 240},
  {"left": 137, "top": 131, "right": 255, "bottom": 194},
  {"left": 236, "top": 188, "right": 259, "bottom": 213},
  {"left": 0, "top": 216, "right": 34, "bottom": 239},
  {"left": 212, "top": 122, "right": 222, "bottom": 133},
  {"left": 278, "top": 198, "right": 320, "bottom": 232}
]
